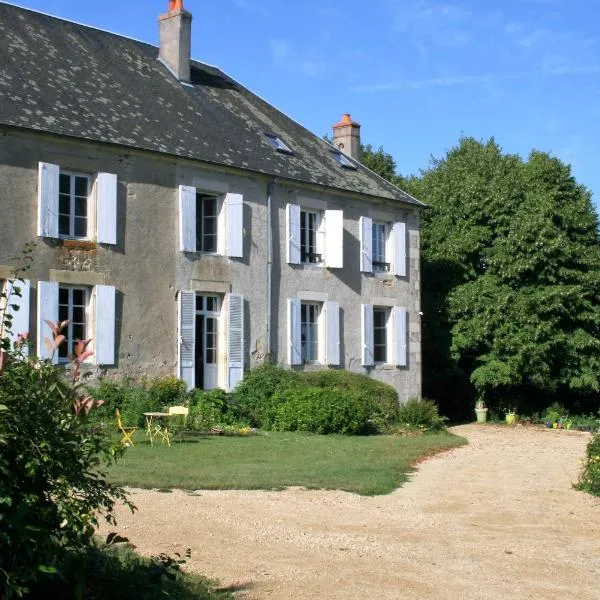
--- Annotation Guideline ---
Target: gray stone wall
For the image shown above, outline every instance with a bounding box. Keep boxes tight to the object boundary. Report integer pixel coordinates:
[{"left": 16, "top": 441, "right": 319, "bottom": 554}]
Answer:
[{"left": 0, "top": 128, "right": 421, "bottom": 401}]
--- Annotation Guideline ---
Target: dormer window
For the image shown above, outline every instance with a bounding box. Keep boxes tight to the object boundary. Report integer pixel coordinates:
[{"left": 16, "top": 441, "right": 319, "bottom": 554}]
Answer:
[
  {"left": 331, "top": 150, "right": 357, "bottom": 170},
  {"left": 264, "top": 133, "right": 293, "bottom": 155}
]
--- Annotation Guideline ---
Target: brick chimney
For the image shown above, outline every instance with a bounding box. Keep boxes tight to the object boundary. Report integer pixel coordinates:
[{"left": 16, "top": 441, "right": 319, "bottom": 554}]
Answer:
[
  {"left": 158, "top": 0, "right": 192, "bottom": 82},
  {"left": 332, "top": 114, "right": 361, "bottom": 161}
]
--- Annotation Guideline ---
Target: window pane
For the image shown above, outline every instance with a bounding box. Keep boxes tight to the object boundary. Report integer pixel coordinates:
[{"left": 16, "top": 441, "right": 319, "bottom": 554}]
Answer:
[
  {"left": 74, "top": 197, "right": 87, "bottom": 217},
  {"left": 72, "top": 289, "right": 85, "bottom": 305},
  {"left": 59, "top": 194, "right": 70, "bottom": 214},
  {"left": 301, "top": 302, "right": 319, "bottom": 362},
  {"left": 72, "top": 323, "right": 85, "bottom": 342},
  {"left": 373, "top": 308, "right": 388, "bottom": 363},
  {"left": 203, "top": 234, "right": 217, "bottom": 253},
  {"left": 74, "top": 217, "right": 87, "bottom": 237},
  {"left": 59, "top": 174, "right": 70, "bottom": 194},
  {"left": 74, "top": 176, "right": 88, "bottom": 197},
  {"left": 59, "top": 287, "right": 69, "bottom": 304},
  {"left": 202, "top": 196, "right": 217, "bottom": 217},
  {"left": 71, "top": 306, "right": 85, "bottom": 324},
  {"left": 196, "top": 295, "right": 203, "bottom": 311},
  {"left": 59, "top": 215, "right": 70, "bottom": 236}
]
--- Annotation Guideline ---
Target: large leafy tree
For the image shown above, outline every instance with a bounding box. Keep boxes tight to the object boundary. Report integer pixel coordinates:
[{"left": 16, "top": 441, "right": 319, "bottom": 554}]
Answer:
[{"left": 361, "top": 136, "right": 600, "bottom": 417}]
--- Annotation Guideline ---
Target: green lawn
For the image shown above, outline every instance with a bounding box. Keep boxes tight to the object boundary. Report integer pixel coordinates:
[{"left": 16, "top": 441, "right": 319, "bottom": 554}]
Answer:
[{"left": 108, "top": 430, "right": 466, "bottom": 496}]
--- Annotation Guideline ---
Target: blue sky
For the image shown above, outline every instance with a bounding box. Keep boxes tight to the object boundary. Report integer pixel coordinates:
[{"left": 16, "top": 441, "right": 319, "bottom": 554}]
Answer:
[{"left": 10, "top": 0, "right": 600, "bottom": 214}]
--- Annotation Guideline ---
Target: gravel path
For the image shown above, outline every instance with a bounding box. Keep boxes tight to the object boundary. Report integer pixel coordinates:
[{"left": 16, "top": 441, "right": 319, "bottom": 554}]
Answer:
[{"left": 100, "top": 425, "right": 600, "bottom": 599}]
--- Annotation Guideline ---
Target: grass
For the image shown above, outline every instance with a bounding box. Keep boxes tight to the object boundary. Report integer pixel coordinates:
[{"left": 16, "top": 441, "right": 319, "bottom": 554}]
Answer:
[{"left": 108, "top": 430, "right": 466, "bottom": 496}]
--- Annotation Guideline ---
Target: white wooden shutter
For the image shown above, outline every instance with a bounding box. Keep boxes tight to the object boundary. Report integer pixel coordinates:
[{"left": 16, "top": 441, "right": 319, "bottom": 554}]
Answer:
[
  {"left": 97, "top": 172, "right": 118, "bottom": 245},
  {"left": 287, "top": 298, "right": 301, "bottom": 365},
  {"left": 392, "top": 221, "right": 406, "bottom": 277},
  {"left": 179, "top": 185, "right": 196, "bottom": 252},
  {"left": 324, "top": 210, "right": 344, "bottom": 269},
  {"left": 6, "top": 279, "right": 30, "bottom": 355},
  {"left": 178, "top": 291, "right": 195, "bottom": 389},
  {"left": 361, "top": 303, "right": 374, "bottom": 367},
  {"left": 227, "top": 293, "right": 245, "bottom": 390},
  {"left": 225, "top": 193, "right": 244, "bottom": 258},
  {"left": 325, "top": 301, "right": 340, "bottom": 366},
  {"left": 393, "top": 306, "right": 408, "bottom": 367},
  {"left": 95, "top": 285, "right": 116, "bottom": 365},
  {"left": 286, "top": 203, "right": 301, "bottom": 264},
  {"left": 38, "top": 162, "right": 59, "bottom": 238},
  {"left": 37, "top": 281, "right": 59, "bottom": 363},
  {"left": 360, "top": 216, "right": 373, "bottom": 273}
]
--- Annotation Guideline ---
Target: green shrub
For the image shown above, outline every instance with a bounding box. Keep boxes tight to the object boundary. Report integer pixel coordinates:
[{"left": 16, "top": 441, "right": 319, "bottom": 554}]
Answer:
[
  {"left": 0, "top": 342, "right": 131, "bottom": 598},
  {"left": 148, "top": 375, "right": 188, "bottom": 408},
  {"left": 298, "top": 370, "right": 399, "bottom": 432},
  {"left": 577, "top": 434, "right": 600, "bottom": 496},
  {"left": 396, "top": 397, "right": 448, "bottom": 431},
  {"left": 230, "top": 363, "right": 300, "bottom": 426},
  {"left": 271, "top": 387, "right": 374, "bottom": 435},
  {"left": 188, "top": 388, "right": 234, "bottom": 430}
]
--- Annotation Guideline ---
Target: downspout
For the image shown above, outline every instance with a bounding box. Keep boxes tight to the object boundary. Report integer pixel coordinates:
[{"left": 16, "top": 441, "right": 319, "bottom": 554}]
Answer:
[{"left": 266, "top": 178, "right": 276, "bottom": 359}]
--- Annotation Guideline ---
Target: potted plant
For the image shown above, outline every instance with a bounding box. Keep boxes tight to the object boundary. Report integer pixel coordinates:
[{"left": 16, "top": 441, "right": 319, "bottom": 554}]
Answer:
[
  {"left": 505, "top": 408, "right": 517, "bottom": 425},
  {"left": 475, "top": 398, "right": 488, "bottom": 424}
]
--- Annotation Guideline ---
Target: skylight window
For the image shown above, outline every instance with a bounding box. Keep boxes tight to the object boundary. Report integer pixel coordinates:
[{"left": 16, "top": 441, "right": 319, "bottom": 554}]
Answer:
[
  {"left": 264, "top": 133, "right": 293, "bottom": 155},
  {"left": 332, "top": 150, "right": 357, "bottom": 170}
]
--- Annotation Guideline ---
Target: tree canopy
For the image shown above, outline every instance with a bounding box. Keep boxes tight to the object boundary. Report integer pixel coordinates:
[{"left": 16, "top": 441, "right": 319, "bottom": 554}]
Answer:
[{"left": 364, "top": 136, "right": 600, "bottom": 417}]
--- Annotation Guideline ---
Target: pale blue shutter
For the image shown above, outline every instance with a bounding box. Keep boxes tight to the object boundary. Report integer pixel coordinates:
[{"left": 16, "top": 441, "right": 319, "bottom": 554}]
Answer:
[
  {"left": 361, "top": 303, "right": 374, "bottom": 366},
  {"left": 178, "top": 291, "right": 195, "bottom": 388},
  {"left": 6, "top": 279, "right": 30, "bottom": 355},
  {"left": 392, "top": 222, "right": 406, "bottom": 277},
  {"left": 288, "top": 298, "right": 301, "bottom": 365},
  {"left": 393, "top": 306, "right": 407, "bottom": 367},
  {"left": 360, "top": 216, "right": 373, "bottom": 273},
  {"left": 325, "top": 301, "right": 340, "bottom": 366},
  {"left": 286, "top": 204, "right": 301, "bottom": 264},
  {"left": 179, "top": 186, "right": 196, "bottom": 252},
  {"left": 38, "top": 162, "right": 59, "bottom": 238},
  {"left": 95, "top": 285, "right": 116, "bottom": 365},
  {"left": 227, "top": 293, "right": 244, "bottom": 390},
  {"left": 225, "top": 193, "right": 244, "bottom": 258},
  {"left": 37, "top": 281, "right": 59, "bottom": 363},
  {"left": 97, "top": 172, "right": 118, "bottom": 245},
  {"left": 324, "top": 210, "right": 344, "bottom": 268}
]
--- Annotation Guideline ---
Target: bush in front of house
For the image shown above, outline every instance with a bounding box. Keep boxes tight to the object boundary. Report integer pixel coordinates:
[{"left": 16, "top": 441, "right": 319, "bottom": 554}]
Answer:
[
  {"left": 230, "top": 363, "right": 300, "bottom": 427},
  {"left": 577, "top": 433, "right": 600, "bottom": 497},
  {"left": 297, "top": 370, "right": 400, "bottom": 432},
  {"left": 395, "top": 397, "right": 448, "bottom": 431},
  {"left": 188, "top": 387, "right": 235, "bottom": 430},
  {"left": 271, "top": 387, "right": 374, "bottom": 435}
]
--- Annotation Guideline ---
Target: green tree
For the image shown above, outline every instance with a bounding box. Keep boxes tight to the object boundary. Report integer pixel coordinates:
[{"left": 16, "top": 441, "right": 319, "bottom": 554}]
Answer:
[{"left": 420, "top": 138, "right": 600, "bottom": 416}]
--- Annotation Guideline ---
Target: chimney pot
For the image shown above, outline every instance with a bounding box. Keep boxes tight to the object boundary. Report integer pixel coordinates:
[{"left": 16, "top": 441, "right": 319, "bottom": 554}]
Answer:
[{"left": 332, "top": 113, "right": 361, "bottom": 161}]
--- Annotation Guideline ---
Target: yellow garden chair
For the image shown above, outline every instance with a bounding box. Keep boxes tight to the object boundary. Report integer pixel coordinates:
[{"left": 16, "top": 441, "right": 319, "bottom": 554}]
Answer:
[
  {"left": 168, "top": 405, "right": 189, "bottom": 441},
  {"left": 116, "top": 409, "right": 137, "bottom": 447}
]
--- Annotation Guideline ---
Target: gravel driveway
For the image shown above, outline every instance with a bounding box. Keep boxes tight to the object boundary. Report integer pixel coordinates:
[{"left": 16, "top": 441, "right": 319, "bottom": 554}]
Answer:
[{"left": 101, "top": 424, "right": 600, "bottom": 599}]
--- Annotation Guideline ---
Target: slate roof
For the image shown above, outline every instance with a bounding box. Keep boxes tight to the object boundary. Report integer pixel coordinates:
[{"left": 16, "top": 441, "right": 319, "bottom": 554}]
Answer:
[{"left": 0, "top": 2, "right": 422, "bottom": 206}]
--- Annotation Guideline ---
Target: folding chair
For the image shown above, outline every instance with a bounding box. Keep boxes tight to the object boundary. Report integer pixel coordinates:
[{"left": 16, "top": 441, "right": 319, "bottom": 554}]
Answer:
[
  {"left": 168, "top": 405, "right": 189, "bottom": 442},
  {"left": 116, "top": 408, "right": 137, "bottom": 447}
]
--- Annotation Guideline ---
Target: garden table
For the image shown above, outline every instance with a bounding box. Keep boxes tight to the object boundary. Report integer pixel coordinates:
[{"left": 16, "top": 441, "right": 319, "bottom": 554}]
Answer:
[{"left": 143, "top": 412, "right": 172, "bottom": 447}]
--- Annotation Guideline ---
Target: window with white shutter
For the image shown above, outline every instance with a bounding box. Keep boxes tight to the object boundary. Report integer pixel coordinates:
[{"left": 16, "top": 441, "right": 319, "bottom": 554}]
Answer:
[
  {"left": 38, "top": 163, "right": 118, "bottom": 244},
  {"left": 324, "top": 210, "right": 344, "bottom": 268},
  {"left": 2, "top": 279, "right": 30, "bottom": 355},
  {"left": 360, "top": 216, "right": 373, "bottom": 273},
  {"left": 325, "top": 301, "right": 340, "bottom": 366},
  {"left": 392, "top": 306, "right": 408, "bottom": 367},
  {"left": 227, "top": 293, "right": 244, "bottom": 390},
  {"left": 392, "top": 222, "right": 407, "bottom": 277},
  {"left": 288, "top": 298, "right": 301, "bottom": 365},
  {"left": 179, "top": 186, "right": 196, "bottom": 252},
  {"left": 225, "top": 193, "right": 244, "bottom": 258},
  {"left": 361, "top": 304, "right": 374, "bottom": 367},
  {"left": 37, "top": 280, "right": 59, "bottom": 363},
  {"left": 95, "top": 285, "right": 116, "bottom": 365},
  {"left": 178, "top": 291, "right": 195, "bottom": 389},
  {"left": 286, "top": 203, "right": 301, "bottom": 264}
]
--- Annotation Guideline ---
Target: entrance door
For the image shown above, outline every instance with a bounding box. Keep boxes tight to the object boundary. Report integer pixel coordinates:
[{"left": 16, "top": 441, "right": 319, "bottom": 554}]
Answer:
[{"left": 194, "top": 294, "right": 220, "bottom": 389}]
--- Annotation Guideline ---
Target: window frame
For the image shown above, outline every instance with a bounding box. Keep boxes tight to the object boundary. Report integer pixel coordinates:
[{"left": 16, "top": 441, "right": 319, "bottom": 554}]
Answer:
[
  {"left": 372, "top": 222, "right": 391, "bottom": 273},
  {"left": 57, "top": 285, "right": 89, "bottom": 363},
  {"left": 300, "top": 209, "right": 324, "bottom": 265},
  {"left": 196, "top": 193, "right": 219, "bottom": 254},
  {"left": 373, "top": 306, "right": 390, "bottom": 364},
  {"left": 58, "top": 171, "right": 91, "bottom": 240},
  {"left": 300, "top": 301, "right": 323, "bottom": 364}
]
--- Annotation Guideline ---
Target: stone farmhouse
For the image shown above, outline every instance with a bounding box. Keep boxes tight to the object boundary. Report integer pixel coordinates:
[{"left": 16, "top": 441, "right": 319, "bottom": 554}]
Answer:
[{"left": 0, "top": 1, "right": 424, "bottom": 401}]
